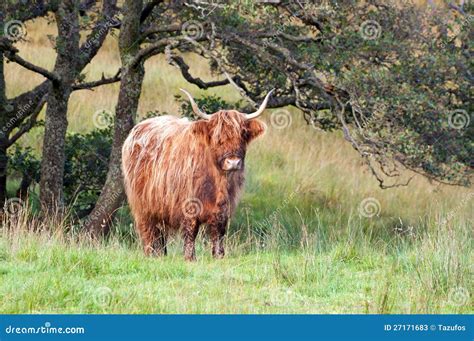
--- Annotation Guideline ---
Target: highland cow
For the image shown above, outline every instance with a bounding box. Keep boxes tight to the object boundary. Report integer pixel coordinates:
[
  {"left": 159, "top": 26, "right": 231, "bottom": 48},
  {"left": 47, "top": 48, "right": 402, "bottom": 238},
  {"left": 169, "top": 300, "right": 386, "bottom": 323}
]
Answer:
[{"left": 122, "top": 89, "right": 274, "bottom": 260}]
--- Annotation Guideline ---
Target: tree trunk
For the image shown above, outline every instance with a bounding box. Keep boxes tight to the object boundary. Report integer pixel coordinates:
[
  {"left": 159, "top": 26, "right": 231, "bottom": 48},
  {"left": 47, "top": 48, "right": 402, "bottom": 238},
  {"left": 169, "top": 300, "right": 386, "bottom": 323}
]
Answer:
[
  {"left": 39, "top": 0, "right": 80, "bottom": 212},
  {"left": 0, "top": 9, "right": 8, "bottom": 208},
  {"left": 0, "top": 143, "right": 7, "bottom": 209},
  {"left": 84, "top": 0, "right": 145, "bottom": 236},
  {"left": 2, "top": 1, "right": 117, "bottom": 210}
]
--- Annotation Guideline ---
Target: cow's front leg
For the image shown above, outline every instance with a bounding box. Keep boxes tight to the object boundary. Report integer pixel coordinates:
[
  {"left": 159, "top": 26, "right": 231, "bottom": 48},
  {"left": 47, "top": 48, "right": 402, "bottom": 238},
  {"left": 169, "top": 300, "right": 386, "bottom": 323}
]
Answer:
[
  {"left": 136, "top": 216, "right": 166, "bottom": 257},
  {"left": 182, "top": 219, "right": 199, "bottom": 261},
  {"left": 210, "top": 212, "right": 227, "bottom": 259},
  {"left": 151, "top": 227, "right": 167, "bottom": 256}
]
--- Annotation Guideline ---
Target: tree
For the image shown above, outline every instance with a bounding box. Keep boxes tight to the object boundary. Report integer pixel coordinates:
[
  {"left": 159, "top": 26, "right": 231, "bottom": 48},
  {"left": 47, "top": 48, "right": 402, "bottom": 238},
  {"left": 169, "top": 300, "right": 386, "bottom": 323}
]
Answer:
[
  {"left": 196, "top": 0, "right": 472, "bottom": 187},
  {"left": 0, "top": 0, "right": 120, "bottom": 209},
  {"left": 39, "top": 0, "right": 81, "bottom": 210},
  {"left": 84, "top": 0, "right": 146, "bottom": 236}
]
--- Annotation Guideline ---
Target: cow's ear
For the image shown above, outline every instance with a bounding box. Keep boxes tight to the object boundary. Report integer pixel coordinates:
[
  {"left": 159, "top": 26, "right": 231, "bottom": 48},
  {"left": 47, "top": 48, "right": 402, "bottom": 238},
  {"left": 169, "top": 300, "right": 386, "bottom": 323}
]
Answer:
[
  {"left": 192, "top": 120, "right": 210, "bottom": 137},
  {"left": 245, "top": 119, "right": 267, "bottom": 142}
]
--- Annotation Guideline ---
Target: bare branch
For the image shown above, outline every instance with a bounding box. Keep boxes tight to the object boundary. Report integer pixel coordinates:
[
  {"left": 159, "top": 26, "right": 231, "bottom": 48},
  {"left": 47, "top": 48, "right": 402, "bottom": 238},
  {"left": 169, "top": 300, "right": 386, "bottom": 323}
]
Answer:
[
  {"left": 72, "top": 70, "right": 121, "bottom": 90},
  {"left": 129, "top": 37, "right": 181, "bottom": 68},
  {"left": 140, "top": 23, "right": 181, "bottom": 41},
  {"left": 252, "top": 30, "right": 322, "bottom": 43},
  {"left": 4, "top": 50, "right": 61, "bottom": 84},
  {"left": 7, "top": 94, "right": 48, "bottom": 147},
  {"left": 166, "top": 53, "right": 231, "bottom": 89},
  {"left": 185, "top": 37, "right": 259, "bottom": 107},
  {"left": 79, "top": 0, "right": 119, "bottom": 67}
]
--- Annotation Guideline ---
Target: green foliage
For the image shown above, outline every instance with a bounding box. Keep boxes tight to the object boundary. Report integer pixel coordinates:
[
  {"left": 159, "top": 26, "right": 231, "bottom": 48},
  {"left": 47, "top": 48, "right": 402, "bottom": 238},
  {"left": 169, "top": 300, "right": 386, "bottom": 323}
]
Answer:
[
  {"left": 8, "top": 146, "right": 41, "bottom": 185},
  {"left": 8, "top": 122, "right": 113, "bottom": 216},
  {"left": 62, "top": 124, "right": 113, "bottom": 216},
  {"left": 190, "top": 1, "right": 473, "bottom": 186},
  {"left": 334, "top": 4, "right": 473, "bottom": 185}
]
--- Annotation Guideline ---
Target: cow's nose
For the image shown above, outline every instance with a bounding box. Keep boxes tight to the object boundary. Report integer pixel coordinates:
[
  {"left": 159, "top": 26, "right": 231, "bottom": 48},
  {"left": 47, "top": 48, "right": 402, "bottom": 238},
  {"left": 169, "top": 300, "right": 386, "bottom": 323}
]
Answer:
[{"left": 223, "top": 157, "right": 242, "bottom": 171}]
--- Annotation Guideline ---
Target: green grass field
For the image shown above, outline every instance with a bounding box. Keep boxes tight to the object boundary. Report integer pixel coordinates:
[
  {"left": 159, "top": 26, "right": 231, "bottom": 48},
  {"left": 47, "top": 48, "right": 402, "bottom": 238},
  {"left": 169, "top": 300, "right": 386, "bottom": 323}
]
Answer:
[
  {"left": 0, "top": 18, "right": 472, "bottom": 314},
  {"left": 0, "top": 208, "right": 471, "bottom": 314}
]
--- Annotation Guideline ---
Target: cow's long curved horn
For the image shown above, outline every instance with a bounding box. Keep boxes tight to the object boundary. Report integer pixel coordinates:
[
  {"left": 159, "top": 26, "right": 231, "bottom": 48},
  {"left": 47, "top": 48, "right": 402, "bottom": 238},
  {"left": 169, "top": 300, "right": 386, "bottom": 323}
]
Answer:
[
  {"left": 180, "top": 89, "right": 211, "bottom": 120},
  {"left": 246, "top": 89, "right": 275, "bottom": 120}
]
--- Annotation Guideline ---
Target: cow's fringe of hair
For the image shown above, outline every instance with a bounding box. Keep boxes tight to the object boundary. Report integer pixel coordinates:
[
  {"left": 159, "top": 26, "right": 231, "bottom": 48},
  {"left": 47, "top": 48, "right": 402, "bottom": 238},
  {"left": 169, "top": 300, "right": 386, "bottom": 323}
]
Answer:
[{"left": 210, "top": 110, "right": 245, "bottom": 145}]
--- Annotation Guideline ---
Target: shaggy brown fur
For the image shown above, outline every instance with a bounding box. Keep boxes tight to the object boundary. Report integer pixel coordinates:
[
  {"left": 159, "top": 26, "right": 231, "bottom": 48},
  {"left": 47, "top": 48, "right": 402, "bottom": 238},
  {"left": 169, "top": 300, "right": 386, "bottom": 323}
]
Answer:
[{"left": 122, "top": 110, "right": 266, "bottom": 260}]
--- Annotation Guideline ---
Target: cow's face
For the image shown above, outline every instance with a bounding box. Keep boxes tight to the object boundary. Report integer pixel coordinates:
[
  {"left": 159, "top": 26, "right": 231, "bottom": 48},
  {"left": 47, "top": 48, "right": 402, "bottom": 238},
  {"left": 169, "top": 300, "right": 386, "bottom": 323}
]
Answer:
[
  {"left": 193, "top": 111, "right": 266, "bottom": 172},
  {"left": 181, "top": 88, "right": 273, "bottom": 172}
]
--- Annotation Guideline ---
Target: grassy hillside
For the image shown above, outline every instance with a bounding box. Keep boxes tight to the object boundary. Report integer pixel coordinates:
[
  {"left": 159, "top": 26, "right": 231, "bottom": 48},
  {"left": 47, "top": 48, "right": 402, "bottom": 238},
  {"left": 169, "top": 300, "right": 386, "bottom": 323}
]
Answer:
[{"left": 1, "top": 15, "right": 472, "bottom": 314}]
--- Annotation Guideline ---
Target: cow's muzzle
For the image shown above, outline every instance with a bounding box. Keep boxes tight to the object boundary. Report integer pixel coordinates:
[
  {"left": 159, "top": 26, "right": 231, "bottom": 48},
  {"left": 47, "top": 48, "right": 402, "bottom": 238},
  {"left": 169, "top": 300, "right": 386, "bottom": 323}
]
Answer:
[{"left": 222, "top": 156, "right": 242, "bottom": 171}]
